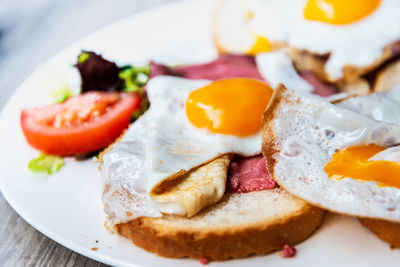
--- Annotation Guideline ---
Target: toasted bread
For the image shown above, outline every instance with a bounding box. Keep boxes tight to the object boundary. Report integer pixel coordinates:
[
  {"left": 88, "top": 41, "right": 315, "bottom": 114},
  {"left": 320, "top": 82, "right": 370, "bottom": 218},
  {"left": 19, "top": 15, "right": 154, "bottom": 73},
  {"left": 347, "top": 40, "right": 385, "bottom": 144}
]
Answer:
[
  {"left": 360, "top": 218, "right": 400, "bottom": 248},
  {"left": 337, "top": 78, "right": 370, "bottom": 96},
  {"left": 100, "top": 127, "right": 325, "bottom": 261},
  {"left": 117, "top": 188, "right": 325, "bottom": 261},
  {"left": 373, "top": 58, "right": 400, "bottom": 92}
]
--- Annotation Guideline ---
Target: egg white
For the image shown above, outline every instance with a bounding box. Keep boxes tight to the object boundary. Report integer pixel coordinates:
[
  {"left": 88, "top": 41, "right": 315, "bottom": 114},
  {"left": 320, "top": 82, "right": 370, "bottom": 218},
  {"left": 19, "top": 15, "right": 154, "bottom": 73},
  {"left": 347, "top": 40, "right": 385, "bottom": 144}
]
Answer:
[
  {"left": 256, "top": 51, "right": 314, "bottom": 94},
  {"left": 370, "top": 145, "right": 400, "bottom": 163},
  {"left": 264, "top": 85, "right": 400, "bottom": 221},
  {"left": 337, "top": 81, "right": 400, "bottom": 123}
]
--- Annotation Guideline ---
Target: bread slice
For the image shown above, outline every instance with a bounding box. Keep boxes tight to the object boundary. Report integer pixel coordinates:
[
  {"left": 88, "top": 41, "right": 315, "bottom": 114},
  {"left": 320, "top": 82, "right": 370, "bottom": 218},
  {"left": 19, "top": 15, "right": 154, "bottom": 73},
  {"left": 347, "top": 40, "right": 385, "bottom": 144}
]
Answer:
[
  {"left": 359, "top": 218, "right": 400, "bottom": 248},
  {"left": 213, "top": 0, "right": 399, "bottom": 83},
  {"left": 373, "top": 58, "right": 400, "bottom": 92},
  {"left": 116, "top": 188, "right": 325, "bottom": 261}
]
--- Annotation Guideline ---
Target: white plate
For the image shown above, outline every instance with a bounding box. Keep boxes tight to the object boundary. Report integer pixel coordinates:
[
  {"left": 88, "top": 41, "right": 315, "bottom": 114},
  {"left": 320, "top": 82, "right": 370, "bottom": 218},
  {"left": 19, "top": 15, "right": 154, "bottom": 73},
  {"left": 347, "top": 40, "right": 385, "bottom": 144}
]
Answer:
[{"left": 1, "top": 0, "right": 400, "bottom": 266}]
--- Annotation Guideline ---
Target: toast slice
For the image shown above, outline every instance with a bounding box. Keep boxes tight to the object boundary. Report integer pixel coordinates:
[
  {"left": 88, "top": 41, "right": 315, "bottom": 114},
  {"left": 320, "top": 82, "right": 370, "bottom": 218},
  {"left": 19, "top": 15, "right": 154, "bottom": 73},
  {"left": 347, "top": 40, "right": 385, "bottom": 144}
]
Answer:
[
  {"left": 213, "top": 0, "right": 400, "bottom": 83},
  {"left": 373, "top": 58, "right": 400, "bottom": 92},
  {"left": 116, "top": 188, "right": 325, "bottom": 261},
  {"left": 359, "top": 218, "right": 400, "bottom": 248}
]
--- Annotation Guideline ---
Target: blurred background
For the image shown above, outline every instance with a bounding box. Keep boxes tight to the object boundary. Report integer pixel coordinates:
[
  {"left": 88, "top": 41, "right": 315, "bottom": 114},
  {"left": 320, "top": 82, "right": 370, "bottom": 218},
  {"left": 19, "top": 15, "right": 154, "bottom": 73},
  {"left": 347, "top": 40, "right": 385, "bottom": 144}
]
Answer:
[
  {"left": 0, "top": 0, "right": 176, "bottom": 266},
  {"left": 0, "top": 0, "right": 176, "bottom": 107}
]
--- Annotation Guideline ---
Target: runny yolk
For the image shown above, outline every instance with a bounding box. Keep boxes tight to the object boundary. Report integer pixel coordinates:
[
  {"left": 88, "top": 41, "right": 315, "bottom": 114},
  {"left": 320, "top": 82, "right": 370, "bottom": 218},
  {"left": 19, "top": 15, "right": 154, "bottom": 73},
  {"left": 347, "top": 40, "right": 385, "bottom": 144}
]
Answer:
[
  {"left": 186, "top": 78, "right": 273, "bottom": 136},
  {"left": 248, "top": 36, "right": 271, "bottom": 55},
  {"left": 324, "top": 144, "right": 400, "bottom": 188},
  {"left": 304, "top": 0, "right": 381, "bottom": 25}
]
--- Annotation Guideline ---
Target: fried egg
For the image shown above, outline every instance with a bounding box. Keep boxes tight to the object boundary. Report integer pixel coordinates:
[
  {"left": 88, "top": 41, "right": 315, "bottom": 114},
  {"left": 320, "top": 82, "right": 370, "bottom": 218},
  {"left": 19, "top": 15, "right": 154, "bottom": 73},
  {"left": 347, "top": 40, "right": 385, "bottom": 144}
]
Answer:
[
  {"left": 101, "top": 52, "right": 319, "bottom": 225},
  {"left": 225, "top": 0, "right": 400, "bottom": 80},
  {"left": 101, "top": 76, "right": 273, "bottom": 224},
  {"left": 262, "top": 85, "right": 400, "bottom": 221}
]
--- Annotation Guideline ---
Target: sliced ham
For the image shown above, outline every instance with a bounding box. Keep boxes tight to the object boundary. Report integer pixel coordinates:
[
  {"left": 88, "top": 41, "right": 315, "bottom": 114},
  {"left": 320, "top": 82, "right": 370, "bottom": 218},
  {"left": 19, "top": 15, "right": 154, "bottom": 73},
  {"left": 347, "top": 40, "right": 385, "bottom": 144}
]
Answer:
[
  {"left": 227, "top": 154, "right": 276, "bottom": 193},
  {"left": 299, "top": 71, "right": 338, "bottom": 97},
  {"left": 281, "top": 244, "right": 297, "bottom": 258},
  {"left": 150, "top": 54, "right": 263, "bottom": 80},
  {"left": 391, "top": 41, "right": 400, "bottom": 56},
  {"left": 150, "top": 54, "right": 338, "bottom": 97}
]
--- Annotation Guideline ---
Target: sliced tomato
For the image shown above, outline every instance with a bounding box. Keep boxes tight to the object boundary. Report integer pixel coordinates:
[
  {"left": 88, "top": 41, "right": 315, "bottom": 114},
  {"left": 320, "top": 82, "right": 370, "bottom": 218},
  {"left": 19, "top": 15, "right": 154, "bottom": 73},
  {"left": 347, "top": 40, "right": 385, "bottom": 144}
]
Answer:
[{"left": 21, "top": 91, "right": 141, "bottom": 156}]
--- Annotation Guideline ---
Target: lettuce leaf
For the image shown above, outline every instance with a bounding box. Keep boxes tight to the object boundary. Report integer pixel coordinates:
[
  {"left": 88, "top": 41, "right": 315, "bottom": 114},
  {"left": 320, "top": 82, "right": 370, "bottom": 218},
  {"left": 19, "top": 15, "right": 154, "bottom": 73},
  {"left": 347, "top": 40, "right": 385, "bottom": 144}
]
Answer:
[
  {"left": 119, "top": 65, "right": 149, "bottom": 92},
  {"left": 75, "top": 51, "right": 150, "bottom": 94},
  {"left": 28, "top": 154, "right": 65, "bottom": 175},
  {"left": 76, "top": 51, "right": 123, "bottom": 92},
  {"left": 52, "top": 84, "right": 74, "bottom": 103}
]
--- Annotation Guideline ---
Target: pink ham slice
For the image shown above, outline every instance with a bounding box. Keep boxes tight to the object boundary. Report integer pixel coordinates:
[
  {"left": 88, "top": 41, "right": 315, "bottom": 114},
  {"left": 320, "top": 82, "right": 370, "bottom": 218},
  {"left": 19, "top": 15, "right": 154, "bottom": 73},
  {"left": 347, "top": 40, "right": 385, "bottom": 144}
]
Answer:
[
  {"left": 391, "top": 41, "right": 400, "bottom": 56},
  {"left": 299, "top": 71, "right": 338, "bottom": 97},
  {"left": 227, "top": 154, "right": 276, "bottom": 193},
  {"left": 281, "top": 244, "right": 297, "bottom": 258},
  {"left": 150, "top": 54, "right": 338, "bottom": 97},
  {"left": 150, "top": 54, "right": 264, "bottom": 80}
]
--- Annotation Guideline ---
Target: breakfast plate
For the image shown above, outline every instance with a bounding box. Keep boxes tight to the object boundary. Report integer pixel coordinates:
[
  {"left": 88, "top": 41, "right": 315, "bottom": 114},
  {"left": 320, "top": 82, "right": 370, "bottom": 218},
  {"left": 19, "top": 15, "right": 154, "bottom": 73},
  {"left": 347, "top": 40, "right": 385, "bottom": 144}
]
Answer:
[{"left": 1, "top": 0, "right": 400, "bottom": 266}]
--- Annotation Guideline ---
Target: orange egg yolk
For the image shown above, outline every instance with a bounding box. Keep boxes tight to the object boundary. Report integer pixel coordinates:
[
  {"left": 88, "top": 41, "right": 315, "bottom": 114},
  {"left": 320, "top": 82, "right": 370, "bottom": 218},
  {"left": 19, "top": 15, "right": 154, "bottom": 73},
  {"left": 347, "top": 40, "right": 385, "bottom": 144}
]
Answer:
[
  {"left": 304, "top": 0, "right": 381, "bottom": 25},
  {"left": 186, "top": 78, "right": 273, "bottom": 136},
  {"left": 325, "top": 144, "right": 400, "bottom": 188},
  {"left": 248, "top": 36, "right": 271, "bottom": 55}
]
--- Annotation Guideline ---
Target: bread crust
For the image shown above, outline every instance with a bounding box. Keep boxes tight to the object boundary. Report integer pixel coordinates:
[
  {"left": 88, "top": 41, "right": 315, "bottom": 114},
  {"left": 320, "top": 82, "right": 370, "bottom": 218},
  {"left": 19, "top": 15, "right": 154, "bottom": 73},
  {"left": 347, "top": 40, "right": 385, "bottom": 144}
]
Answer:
[
  {"left": 117, "top": 198, "right": 324, "bottom": 261},
  {"left": 261, "top": 84, "right": 286, "bottom": 184},
  {"left": 284, "top": 44, "right": 396, "bottom": 83},
  {"left": 359, "top": 218, "right": 400, "bottom": 248}
]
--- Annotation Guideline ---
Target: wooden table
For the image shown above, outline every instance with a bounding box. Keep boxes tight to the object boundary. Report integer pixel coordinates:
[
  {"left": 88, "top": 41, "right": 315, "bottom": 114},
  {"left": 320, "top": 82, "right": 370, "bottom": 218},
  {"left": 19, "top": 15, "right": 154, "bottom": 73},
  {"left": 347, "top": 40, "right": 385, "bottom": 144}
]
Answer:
[{"left": 0, "top": 0, "right": 176, "bottom": 265}]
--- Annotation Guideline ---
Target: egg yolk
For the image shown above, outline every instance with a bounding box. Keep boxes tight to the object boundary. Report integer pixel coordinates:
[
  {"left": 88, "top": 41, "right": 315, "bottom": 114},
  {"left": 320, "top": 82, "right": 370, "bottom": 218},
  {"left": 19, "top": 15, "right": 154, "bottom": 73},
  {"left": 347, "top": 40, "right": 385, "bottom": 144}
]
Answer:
[
  {"left": 304, "top": 0, "right": 381, "bottom": 25},
  {"left": 186, "top": 78, "right": 273, "bottom": 136},
  {"left": 325, "top": 144, "right": 400, "bottom": 188},
  {"left": 248, "top": 37, "right": 271, "bottom": 55}
]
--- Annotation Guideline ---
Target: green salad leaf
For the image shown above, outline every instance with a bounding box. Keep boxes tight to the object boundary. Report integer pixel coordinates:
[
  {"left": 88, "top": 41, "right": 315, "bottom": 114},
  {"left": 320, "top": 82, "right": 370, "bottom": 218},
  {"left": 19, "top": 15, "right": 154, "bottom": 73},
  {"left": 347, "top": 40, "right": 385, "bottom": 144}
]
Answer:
[
  {"left": 28, "top": 154, "right": 65, "bottom": 175},
  {"left": 78, "top": 52, "right": 90, "bottom": 64},
  {"left": 119, "top": 65, "right": 150, "bottom": 93},
  {"left": 52, "top": 84, "right": 74, "bottom": 103},
  {"left": 131, "top": 96, "right": 150, "bottom": 121}
]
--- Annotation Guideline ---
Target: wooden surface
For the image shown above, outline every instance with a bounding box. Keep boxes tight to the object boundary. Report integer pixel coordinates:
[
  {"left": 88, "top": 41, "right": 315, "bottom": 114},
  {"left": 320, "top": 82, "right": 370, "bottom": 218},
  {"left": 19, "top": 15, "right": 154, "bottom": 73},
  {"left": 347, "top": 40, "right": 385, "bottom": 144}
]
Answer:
[
  {"left": 0, "top": 196, "right": 105, "bottom": 267},
  {"left": 0, "top": 0, "right": 176, "bottom": 266}
]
